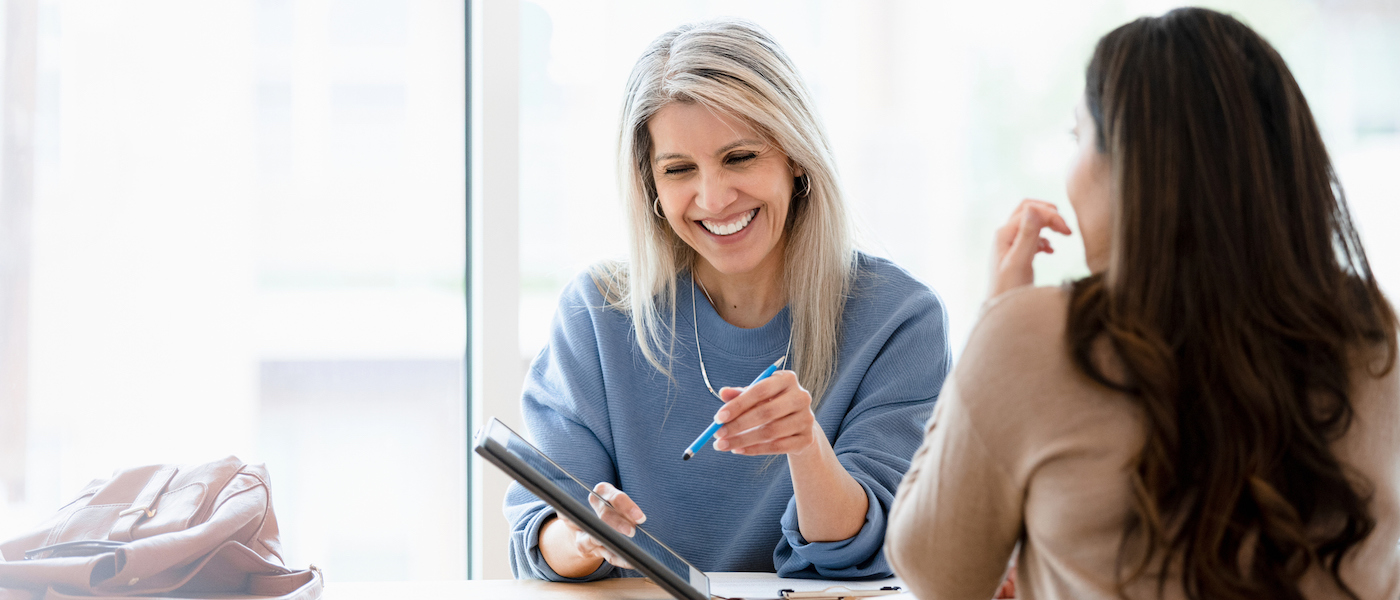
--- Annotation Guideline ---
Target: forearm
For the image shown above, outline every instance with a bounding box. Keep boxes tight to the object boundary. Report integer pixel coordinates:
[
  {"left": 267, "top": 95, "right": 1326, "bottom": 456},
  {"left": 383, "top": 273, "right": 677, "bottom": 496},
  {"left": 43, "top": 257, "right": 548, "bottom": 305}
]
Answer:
[
  {"left": 788, "top": 423, "right": 870, "bottom": 542},
  {"left": 538, "top": 516, "right": 604, "bottom": 579}
]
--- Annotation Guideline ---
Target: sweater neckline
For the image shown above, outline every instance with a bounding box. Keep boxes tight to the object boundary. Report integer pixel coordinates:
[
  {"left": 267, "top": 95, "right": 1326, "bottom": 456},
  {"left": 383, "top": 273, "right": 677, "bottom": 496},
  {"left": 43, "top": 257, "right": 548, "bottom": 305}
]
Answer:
[{"left": 681, "top": 271, "right": 792, "bottom": 358}]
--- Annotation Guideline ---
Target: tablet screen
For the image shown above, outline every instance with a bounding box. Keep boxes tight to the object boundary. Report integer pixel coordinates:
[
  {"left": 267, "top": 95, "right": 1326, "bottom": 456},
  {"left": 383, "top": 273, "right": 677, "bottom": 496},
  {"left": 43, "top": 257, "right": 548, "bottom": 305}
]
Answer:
[{"left": 481, "top": 419, "right": 709, "bottom": 598}]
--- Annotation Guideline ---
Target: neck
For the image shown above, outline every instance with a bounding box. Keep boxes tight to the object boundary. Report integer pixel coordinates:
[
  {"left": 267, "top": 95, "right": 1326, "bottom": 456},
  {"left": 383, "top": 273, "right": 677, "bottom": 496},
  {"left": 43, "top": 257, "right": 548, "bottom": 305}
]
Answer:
[{"left": 694, "top": 250, "right": 786, "bottom": 330}]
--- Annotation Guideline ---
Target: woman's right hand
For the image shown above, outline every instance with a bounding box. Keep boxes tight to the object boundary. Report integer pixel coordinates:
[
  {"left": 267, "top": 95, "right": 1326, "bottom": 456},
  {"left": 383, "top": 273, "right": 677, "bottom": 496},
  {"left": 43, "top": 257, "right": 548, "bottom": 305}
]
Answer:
[
  {"left": 990, "top": 199, "right": 1072, "bottom": 299},
  {"left": 538, "top": 482, "right": 647, "bottom": 577}
]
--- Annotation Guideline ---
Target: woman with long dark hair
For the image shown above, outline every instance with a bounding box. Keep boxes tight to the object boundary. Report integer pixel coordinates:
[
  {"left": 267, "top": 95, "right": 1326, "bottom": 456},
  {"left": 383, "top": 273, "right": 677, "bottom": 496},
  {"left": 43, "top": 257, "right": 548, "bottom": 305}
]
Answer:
[{"left": 886, "top": 8, "right": 1398, "bottom": 599}]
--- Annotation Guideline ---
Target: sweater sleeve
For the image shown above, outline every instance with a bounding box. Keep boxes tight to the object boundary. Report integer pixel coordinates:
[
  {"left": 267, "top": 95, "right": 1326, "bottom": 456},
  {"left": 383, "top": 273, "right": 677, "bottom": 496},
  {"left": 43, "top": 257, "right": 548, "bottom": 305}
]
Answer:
[
  {"left": 504, "top": 275, "right": 621, "bottom": 582},
  {"left": 884, "top": 376, "right": 1022, "bottom": 598},
  {"left": 774, "top": 286, "right": 951, "bottom": 578},
  {"left": 883, "top": 291, "right": 1033, "bottom": 599}
]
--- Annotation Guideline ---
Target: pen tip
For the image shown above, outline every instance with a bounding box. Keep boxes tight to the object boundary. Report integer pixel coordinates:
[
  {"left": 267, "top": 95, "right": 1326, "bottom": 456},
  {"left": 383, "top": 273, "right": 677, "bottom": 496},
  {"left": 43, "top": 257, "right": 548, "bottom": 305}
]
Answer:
[{"left": 682, "top": 452, "right": 692, "bottom": 461}]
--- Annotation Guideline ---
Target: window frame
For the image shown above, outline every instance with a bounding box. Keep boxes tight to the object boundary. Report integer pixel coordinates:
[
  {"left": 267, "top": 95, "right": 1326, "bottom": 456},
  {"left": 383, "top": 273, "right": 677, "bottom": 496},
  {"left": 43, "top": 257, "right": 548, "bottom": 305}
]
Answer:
[{"left": 467, "top": 0, "right": 525, "bottom": 581}]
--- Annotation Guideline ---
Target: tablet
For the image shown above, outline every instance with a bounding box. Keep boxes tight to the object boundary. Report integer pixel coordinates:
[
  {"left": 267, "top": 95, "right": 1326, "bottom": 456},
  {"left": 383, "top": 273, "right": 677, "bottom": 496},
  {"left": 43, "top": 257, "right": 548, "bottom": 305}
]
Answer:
[{"left": 474, "top": 417, "right": 711, "bottom": 600}]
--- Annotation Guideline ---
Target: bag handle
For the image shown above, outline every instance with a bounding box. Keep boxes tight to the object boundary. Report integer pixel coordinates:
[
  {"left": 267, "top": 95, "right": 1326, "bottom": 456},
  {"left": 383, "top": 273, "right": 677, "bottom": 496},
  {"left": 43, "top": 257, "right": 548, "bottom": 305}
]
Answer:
[
  {"left": 22, "top": 539, "right": 126, "bottom": 560},
  {"left": 108, "top": 467, "right": 177, "bottom": 543},
  {"left": 248, "top": 566, "right": 322, "bottom": 597}
]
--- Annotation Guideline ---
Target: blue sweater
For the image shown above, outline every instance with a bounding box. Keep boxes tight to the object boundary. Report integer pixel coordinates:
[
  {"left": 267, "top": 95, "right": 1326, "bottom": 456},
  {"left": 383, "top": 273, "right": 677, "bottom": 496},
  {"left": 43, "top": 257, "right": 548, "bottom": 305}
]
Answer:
[{"left": 505, "top": 253, "right": 950, "bottom": 581}]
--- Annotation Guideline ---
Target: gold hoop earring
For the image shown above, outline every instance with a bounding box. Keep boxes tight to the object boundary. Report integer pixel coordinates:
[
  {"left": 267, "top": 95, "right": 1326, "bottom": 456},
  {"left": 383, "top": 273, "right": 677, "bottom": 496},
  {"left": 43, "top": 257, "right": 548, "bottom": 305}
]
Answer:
[
  {"left": 795, "top": 174, "right": 811, "bottom": 199},
  {"left": 653, "top": 197, "right": 665, "bottom": 219}
]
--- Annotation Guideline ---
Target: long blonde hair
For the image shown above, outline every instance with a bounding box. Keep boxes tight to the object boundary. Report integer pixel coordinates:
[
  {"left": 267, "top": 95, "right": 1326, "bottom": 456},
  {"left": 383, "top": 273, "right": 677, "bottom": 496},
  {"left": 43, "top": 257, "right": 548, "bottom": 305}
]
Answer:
[{"left": 592, "top": 18, "right": 855, "bottom": 406}]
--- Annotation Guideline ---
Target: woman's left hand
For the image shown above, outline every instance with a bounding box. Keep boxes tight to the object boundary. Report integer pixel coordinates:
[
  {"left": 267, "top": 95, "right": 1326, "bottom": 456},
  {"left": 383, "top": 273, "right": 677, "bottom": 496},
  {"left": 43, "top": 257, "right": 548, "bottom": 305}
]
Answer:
[{"left": 713, "top": 371, "right": 819, "bottom": 456}]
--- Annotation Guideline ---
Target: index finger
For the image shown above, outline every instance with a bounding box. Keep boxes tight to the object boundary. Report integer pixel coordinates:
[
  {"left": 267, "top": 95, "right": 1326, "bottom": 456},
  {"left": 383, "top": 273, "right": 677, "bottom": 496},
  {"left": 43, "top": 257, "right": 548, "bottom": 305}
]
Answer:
[
  {"left": 1023, "top": 202, "right": 1072, "bottom": 236},
  {"left": 715, "top": 370, "right": 797, "bottom": 424},
  {"left": 1004, "top": 199, "right": 1058, "bottom": 226},
  {"left": 591, "top": 482, "right": 646, "bottom": 524}
]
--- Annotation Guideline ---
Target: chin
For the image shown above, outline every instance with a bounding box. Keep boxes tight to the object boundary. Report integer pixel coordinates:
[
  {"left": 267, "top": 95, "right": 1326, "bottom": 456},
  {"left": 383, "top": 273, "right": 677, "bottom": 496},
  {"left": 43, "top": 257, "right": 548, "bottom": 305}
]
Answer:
[
  {"left": 703, "top": 253, "right": 767, "bottom": 276},
  {"left": 689, "top": 224, "right": 779, "bottom": 276}
]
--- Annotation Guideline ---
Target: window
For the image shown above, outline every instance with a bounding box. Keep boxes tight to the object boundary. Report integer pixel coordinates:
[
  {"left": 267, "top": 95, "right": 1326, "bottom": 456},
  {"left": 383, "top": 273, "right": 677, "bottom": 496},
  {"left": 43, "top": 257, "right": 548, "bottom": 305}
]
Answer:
[{"left": 0, "top": 0, "right": 466, "bottom": 582}]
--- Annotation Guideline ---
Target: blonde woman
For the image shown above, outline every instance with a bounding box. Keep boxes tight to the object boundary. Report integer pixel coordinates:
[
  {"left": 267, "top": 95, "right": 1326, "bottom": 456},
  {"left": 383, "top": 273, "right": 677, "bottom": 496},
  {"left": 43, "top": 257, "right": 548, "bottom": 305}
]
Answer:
[{"left": 505, "top": 19, "right": 950, "bottom": 581}]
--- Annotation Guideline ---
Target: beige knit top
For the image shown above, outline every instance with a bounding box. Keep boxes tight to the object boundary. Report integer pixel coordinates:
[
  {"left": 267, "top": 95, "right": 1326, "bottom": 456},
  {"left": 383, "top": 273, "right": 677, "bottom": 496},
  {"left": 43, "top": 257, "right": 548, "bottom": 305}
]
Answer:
[{"left": 885, "top": 286, "right": 1400, "bottom": 600}]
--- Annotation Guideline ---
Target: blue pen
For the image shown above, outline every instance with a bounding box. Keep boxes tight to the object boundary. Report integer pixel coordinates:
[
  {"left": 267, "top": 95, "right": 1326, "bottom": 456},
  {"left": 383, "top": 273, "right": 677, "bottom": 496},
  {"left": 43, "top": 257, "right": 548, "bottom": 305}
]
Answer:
[{"left": 682, "top": 355, "right": 787, "bottom": 461}]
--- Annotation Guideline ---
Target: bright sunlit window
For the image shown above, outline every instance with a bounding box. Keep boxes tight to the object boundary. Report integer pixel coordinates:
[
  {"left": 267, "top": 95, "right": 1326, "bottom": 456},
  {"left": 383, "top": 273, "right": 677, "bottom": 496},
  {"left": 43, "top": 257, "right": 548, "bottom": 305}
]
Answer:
[{"left": 0, "top": 0, "right": 465, "bottom": 582}]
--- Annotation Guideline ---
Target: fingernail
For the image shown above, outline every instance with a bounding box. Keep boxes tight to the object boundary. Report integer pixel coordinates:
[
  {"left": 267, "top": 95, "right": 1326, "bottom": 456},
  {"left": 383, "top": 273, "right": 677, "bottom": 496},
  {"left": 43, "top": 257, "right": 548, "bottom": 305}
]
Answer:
[
  {"left": 714, "top": 440, "right": 728, "bottom": 451},
  {"left": 715, "top": 410, "right": 729, "bottom": 422}
]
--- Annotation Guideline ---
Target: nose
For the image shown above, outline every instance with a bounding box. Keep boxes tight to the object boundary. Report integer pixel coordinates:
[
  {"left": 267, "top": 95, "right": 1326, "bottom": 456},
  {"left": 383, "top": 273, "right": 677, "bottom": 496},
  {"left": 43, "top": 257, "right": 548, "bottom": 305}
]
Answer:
[{"left": 694, "top": 170, "right": 737, "bottom": 214}]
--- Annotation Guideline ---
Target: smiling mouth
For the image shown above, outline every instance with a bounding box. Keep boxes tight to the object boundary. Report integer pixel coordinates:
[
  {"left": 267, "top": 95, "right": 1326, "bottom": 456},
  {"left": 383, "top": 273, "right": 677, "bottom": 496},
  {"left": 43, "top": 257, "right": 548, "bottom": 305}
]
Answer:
[{"left": 699, "top": 208, "right": 759, "bottom": 236}]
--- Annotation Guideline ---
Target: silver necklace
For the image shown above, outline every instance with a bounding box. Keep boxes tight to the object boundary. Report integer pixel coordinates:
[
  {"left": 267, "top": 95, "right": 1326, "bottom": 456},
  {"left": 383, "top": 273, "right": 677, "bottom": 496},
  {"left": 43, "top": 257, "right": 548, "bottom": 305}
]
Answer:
[{"left": 691, "top": 273, "right": 792, "bottom": 401}]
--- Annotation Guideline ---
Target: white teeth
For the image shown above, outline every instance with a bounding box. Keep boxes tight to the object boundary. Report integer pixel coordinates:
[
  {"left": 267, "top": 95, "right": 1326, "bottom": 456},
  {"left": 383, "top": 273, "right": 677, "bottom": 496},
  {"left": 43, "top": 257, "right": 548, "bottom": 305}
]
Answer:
[{"left": 701, "top": 209, "right": 758, "bottom": 236}]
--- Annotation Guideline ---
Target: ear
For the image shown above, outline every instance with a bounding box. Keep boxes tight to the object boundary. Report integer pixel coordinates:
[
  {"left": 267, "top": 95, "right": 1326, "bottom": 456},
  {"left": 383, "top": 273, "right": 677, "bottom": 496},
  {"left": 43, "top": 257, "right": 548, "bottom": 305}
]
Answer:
[{"left": 792, "top": 168, "right": 810, "bottom": 201}]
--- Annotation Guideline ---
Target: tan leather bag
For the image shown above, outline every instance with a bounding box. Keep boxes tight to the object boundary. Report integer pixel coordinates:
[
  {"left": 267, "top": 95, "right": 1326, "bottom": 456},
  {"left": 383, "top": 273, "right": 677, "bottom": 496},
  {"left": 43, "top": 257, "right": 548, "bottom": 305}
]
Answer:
[{"left": 0, "top": 457, "right": 321, "bottom": 600}]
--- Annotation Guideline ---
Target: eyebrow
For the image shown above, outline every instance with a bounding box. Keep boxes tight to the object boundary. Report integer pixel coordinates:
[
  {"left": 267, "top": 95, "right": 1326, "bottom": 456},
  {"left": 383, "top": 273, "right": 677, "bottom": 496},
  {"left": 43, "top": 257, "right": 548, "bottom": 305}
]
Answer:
[{"left": 653, "top": 138, "right": 764, "bottom": 163}]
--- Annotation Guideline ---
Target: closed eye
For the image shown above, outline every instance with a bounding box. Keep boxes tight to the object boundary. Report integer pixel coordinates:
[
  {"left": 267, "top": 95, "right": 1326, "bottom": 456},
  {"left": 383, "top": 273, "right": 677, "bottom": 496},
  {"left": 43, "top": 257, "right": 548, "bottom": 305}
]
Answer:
[{"left": 726, "top": 152, "right": 758, "bottom": 165}]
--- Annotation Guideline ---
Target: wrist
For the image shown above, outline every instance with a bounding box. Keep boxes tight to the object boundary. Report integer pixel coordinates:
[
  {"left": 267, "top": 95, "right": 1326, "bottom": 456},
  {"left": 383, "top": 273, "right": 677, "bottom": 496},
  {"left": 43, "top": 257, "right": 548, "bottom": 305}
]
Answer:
[
  {"left": 787, "top": 425, "right": 869, "bottom": 542},
  {"left": 539, "top": 515, "right": 603, "bottom": 578},
  {"left": 786, "top": 422, "right": 827, "bottom": 463}
]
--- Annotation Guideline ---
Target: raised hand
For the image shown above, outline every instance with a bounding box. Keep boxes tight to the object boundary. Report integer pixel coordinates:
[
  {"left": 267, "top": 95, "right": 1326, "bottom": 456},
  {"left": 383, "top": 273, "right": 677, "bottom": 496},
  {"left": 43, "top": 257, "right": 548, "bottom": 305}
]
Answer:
[
  {"left": 714, "top": 371, "right": 817, "bottom": 456},
  {"left": 990, "top": 199, "right": 1072, "bottom": 299}
]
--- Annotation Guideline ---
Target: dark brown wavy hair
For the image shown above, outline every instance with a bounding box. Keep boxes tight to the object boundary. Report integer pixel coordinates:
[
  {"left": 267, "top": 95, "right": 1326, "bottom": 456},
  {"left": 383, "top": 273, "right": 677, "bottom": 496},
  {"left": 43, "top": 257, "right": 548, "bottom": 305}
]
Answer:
[{"left": 1068, "top": 7, "right": 1398, "bottom": 600}]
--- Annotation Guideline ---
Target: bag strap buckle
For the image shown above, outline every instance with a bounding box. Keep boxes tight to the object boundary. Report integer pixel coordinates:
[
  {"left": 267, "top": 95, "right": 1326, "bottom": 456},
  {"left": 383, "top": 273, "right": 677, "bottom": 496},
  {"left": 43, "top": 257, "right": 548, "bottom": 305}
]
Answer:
[
  {"left": 117, "top": 506, "right": 156, "bottom": 519},
  {"left": 109, "top": 466, "right": 177, "bottom": 542}
]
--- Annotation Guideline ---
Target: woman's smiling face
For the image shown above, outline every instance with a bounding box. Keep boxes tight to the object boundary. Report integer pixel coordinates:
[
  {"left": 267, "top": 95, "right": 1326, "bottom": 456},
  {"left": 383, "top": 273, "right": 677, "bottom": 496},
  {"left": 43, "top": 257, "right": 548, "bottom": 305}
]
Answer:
[{"left": 648, "top": 102, "right": 799, "bottom": 277}]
